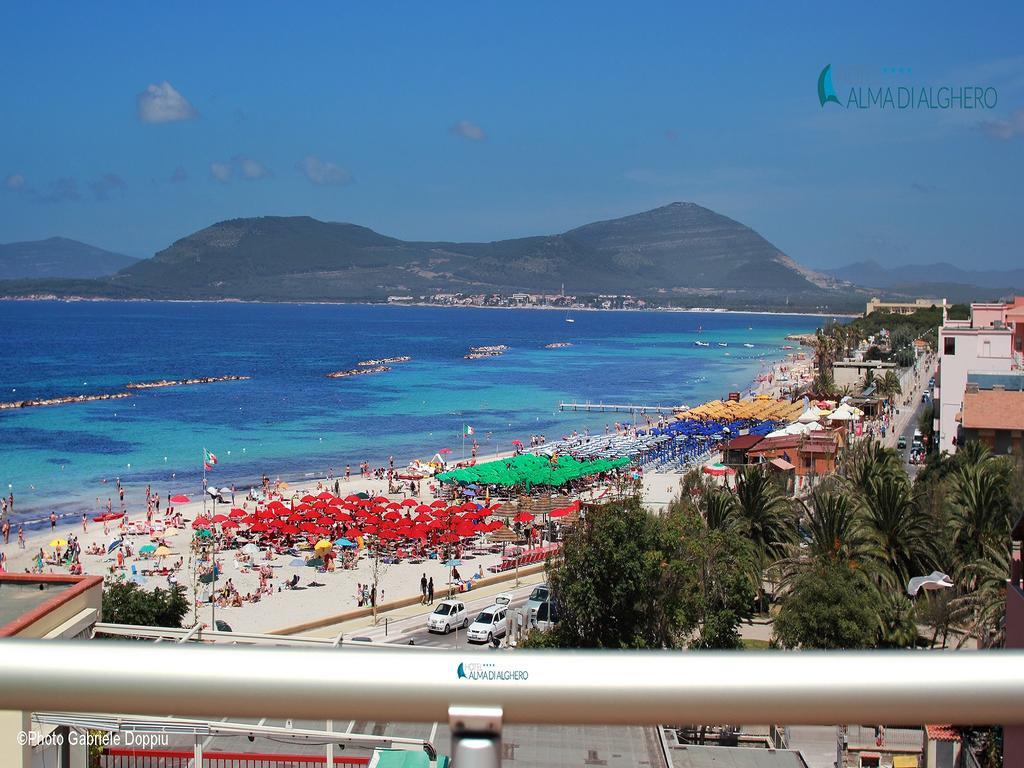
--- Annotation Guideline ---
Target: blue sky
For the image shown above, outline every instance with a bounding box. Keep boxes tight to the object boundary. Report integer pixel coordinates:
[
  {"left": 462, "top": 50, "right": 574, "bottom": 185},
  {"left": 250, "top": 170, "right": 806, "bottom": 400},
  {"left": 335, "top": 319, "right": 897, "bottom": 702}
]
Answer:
[{"left": 1, "top": 2, "right": 1022, "bottom": 269}]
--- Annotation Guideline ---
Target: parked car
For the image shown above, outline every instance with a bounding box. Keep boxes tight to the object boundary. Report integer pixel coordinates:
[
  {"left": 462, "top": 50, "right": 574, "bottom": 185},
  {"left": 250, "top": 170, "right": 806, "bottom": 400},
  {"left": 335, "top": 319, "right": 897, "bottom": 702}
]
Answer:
[
  {"left": 529, "top": 600, "right": 559, "bottom": 631},
  {"left": 466, "top": 604, "right": 509, "bottom": 644},
  {"left": 426, "top": 599, "right": 468, "bottom": 634},
  {"left": 897, "top": 436, "right": 907, "bottom": 449},
  {"left": 494, "top": 591, "right": 514, "bottom": 609},
  {"left": 525, "top": 584, "right": 550, "bottom": 619}
]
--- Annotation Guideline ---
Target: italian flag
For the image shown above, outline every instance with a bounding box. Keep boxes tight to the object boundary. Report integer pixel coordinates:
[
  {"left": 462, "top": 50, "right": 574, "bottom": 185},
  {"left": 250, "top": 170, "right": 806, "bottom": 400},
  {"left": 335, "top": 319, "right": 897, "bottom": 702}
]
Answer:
[
  {"left": 204, "top": 449, "right": 218, "bottom": 470},
  {"left": 463, "top": 425, "right": 475, "bottom": 436}
]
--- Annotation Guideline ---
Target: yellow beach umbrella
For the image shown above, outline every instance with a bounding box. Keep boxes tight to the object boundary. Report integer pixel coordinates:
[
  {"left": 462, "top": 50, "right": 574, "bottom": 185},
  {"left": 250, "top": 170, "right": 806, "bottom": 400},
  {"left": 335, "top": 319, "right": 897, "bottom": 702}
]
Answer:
[
  {"left": 153, "top": 545, "right": 173, "bottom": 558},
  {"left": 49, "top": 538, "right": 68, "bottom": 549},
  {"left": 313, "top": 539, "right": 333, "bottom": 553}
]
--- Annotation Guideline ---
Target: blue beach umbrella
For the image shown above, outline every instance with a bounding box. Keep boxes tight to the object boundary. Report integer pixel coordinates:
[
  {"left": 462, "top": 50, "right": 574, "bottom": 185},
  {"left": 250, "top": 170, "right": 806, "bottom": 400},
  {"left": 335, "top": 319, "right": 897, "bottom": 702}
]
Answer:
[
  {"left": 334, "top": 538, "right": 356, "bottom": 548},
  {"left": 107, "top": 538, "right": 123, "bottom": 553},
  {"left": 444, "top": 559, "right": 462, "bottom": 568},
  {"left": 289, "top": 558, "right": 305, "bottom": 567}
]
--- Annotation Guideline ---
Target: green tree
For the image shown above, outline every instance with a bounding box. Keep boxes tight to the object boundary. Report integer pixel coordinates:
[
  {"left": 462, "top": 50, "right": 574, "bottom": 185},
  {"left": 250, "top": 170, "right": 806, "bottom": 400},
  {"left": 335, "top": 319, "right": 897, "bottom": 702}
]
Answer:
[
  {"left": 773, "top": 562, "right": 877, "bottom": 649},
  {"left": 859, "top": 474, "right": 933, "bottom": 590},
  {"left": 102, "top": 581, "right": 189, "bottom": 628}
]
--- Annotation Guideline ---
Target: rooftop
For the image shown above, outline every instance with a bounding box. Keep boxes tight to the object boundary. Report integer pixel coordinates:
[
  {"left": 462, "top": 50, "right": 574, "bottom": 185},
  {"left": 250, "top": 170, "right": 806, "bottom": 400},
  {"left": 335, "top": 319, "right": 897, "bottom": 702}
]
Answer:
[
  {"left": 727, "top": 434, "right": 764, "bottom": 451},
  {"left": 669, "top": 744, "right": 805, "bottom": 767},
  {"left": 961, "top": 389, "right": 1024, "bottom": 431},
  {"left": 925, "top": 724, "right": 961, "bottom": 742},
  {"left": 0, "top": 573, "right": 102, "bottom": 636},
  {"left": 966, "top": 371, "right": 1024, "bottom": 391}
]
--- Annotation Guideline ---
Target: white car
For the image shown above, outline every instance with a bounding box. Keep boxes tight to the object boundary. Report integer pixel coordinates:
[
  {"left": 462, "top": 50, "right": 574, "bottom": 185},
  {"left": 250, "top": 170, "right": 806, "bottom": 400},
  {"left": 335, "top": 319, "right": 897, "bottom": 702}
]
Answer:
[
  {"left": 524, "top": 584, "right": 549, "bottom": 619},
  {"left": 427, "top": 599, "right": 468, "bottom": 634},
  {"left": 494, "top": 592, "right": 514, "bottom": 609},
  {"left": 466, "top": 604, "right": 509, "bottom": 644}
]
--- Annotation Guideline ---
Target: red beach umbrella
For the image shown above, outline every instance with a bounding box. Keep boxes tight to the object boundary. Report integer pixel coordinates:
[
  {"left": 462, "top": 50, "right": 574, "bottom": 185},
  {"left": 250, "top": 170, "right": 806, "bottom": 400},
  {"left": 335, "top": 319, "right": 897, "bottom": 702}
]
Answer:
[
  {"left": 169, "top": 495, "right": 190, "bottom": 504},
  {"left": 301, "top": 495, "right": 316, "bottom": 503},
  {"left": 372, "top": 496, "right": 389, "bottom": 504},
  {"left": 550, "top": 508, "right": 570, "bottom": 518},
  {"left": 430, "top": 500, "right": 447, "bottom": 508},
  {"left": 212, "top": 514, "right": 229, "bottom": 523},
  {"left": 362, "top": 524, "right": 379, "bottom": 535},
  {"left": 344, "top": 495, "right": 362, "bottom": 503},
  {"left": 317, "top": 492, "right": 333, "bottom": 500},
  {"left": 192, "top": 517, "right": 211, "bottom": 528},
  {"left": 413, "top": 513, "right": 431, "bottom": 523},
  {"left": 400, "top": 499, "right": 417, "bottom": 507},
  {"left": 416, "top": 504, "right": 433, "bottom": 514},
  {"left": 383, "top": 511, "right": 401, "bottom": 521},
  {"left": 440, "top": 532, "right": 459, "bottom": 543},
  {"left": 513, "top": 512, "right": 534, "bottom": 523},
  {"left": 249, "top": 523, "right": 269, "bottom": 533},
  {"left": 222, "top": 520, "right": 240, "bottom": 529},
  {"left": 280, "top": 524, "right": 300, "bottom": 535},
  {"left": 229, "top": 508, "right": 247, "bottom": 518}
]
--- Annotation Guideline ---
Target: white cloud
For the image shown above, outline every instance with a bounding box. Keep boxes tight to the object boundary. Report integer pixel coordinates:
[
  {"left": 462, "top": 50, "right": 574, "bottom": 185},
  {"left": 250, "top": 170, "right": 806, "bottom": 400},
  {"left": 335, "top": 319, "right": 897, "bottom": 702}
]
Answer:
[
  {"left": 450, "top": 120, "right": 486, "bottom": 141},
  {"left": 137, "top": 81, "right": 199, "bottom": 124},
  {"left": 236, "top": 156, "right": 270, "bottom": 180},
  {"left": 977, "top": 108, "right": 1024, "bottom": 140},
  {"left": 297, "top": 155, "right": 352, "bottom": 186},
  {"left": 4, "top": 173, "right": 26, "bottom": 190},
  {"left": 210, "top": 162, "right": 233, "bottom": 183},
  {"left": 209, "top": 156, "right": 271, "bottom": 183}
]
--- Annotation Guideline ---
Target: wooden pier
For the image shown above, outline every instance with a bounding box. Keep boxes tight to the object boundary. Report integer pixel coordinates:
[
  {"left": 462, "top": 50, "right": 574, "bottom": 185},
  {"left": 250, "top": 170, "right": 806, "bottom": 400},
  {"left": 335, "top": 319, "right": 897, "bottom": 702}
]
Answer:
[{"left": 558, "top": 402, "right": 683, "bottom": 414}]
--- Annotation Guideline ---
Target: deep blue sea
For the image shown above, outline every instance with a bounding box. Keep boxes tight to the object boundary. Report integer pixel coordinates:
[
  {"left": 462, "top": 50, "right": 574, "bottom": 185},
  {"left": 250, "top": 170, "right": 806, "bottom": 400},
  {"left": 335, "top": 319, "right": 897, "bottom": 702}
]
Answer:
[{"left": 0, "top": 301, "right": 820, "bottom": 526}]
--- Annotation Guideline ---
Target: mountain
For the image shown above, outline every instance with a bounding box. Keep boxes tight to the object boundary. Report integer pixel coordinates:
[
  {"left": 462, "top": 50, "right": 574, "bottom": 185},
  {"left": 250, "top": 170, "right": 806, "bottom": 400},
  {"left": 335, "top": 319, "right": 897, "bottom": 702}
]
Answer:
[
  {"left": 0, "top": 237, "right": 138, "bottom": 279},
  {"left": 827, "top": 260, "right": 1024, "bottom": 296},
  {"left": 105, "top": 203, "right": 842, "bottom": 304}
]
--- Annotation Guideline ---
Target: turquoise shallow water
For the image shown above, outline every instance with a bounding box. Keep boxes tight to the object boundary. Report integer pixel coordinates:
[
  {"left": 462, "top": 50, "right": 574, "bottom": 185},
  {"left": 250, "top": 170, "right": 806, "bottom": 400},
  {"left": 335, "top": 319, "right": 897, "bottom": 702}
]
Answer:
[{"left": 0, "top": 301, "right": 820, "bottom": 525}]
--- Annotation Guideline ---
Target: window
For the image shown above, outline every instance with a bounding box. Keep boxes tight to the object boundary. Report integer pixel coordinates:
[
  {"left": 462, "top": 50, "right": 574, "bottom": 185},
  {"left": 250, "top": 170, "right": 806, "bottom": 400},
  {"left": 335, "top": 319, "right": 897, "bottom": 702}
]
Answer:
[
  {"left": 944, "top": 336, "right": 955, "bottom": 355},
  {"left": 982, "top": 340, "right": 991, "bottom": 357}
]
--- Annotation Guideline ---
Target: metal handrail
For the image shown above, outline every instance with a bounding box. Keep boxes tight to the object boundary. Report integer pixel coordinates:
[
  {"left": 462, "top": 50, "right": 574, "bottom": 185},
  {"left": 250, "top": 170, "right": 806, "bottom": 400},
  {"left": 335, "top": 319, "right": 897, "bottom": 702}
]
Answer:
[{"left": 2, "top": 641, "right": 1024, "bottom": 725}]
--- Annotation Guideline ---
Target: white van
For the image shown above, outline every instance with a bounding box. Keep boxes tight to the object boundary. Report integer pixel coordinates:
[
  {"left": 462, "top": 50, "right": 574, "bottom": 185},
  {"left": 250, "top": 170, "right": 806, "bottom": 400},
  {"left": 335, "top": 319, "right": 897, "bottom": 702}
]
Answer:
[{"left": 466, "top": 604, "right": 509, "bottom": 644}]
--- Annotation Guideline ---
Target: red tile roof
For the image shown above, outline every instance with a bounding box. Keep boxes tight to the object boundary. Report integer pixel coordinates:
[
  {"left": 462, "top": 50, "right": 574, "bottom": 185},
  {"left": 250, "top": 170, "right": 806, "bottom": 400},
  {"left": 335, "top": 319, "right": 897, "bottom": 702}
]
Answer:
[
  {"left": 727, "top": 434, "right": 764, "bottom": 451},
  {"left": 926, "top": 724, "right": 961, "bottom": 742},
  {"left": 961, "top": 389, "right": 1024, "bottom": 431}
]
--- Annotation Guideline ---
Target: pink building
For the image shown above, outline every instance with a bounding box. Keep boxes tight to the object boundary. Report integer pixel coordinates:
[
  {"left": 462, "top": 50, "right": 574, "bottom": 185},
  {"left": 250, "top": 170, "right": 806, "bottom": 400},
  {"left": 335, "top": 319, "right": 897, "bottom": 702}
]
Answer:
[{"left": 935, "top": 300, "right": 1018, "bottom": 454}]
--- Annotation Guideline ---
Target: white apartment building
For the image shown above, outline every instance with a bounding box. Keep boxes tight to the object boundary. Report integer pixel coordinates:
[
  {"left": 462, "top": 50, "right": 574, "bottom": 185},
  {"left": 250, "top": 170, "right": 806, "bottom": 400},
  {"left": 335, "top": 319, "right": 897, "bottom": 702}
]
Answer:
[{"left": 935, "top": 311, "right": 1014, "bottom": 454}]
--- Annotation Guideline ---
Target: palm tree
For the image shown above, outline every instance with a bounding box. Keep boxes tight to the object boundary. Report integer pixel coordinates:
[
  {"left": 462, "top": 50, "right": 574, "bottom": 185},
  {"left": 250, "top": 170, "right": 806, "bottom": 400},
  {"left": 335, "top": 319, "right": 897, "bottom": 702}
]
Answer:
[
  {"left": 949, "top": 462, "right": 1014, "bottom": 586},
  {"left": 859, "top": 474, "right": 934, "bottom": 590},
  {"left": 840, "top": 439, "right": 902, "bottom": 498},
  {"left": 879, "top": 369, "right": 902, "bottom": 400},
  {"left": 731, "top": 466, "right": 797, "bottom": 611},
  {"left": 950, "top": 539, "right": 1011, "bottom": 648},
  {"left": 732, "top": 465, "right": 797, "bottom": 564},
  {"left": 702, "top": 488, "right": 739, "bottom": 533},
  {"left": 777, "top": 483, "right": 875, "bottom": 593}
]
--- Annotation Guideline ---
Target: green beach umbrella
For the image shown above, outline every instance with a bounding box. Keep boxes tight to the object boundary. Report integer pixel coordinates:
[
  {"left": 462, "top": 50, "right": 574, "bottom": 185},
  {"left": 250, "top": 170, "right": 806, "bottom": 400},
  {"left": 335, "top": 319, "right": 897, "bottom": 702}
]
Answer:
[{"left": 139, "top": 544, "right": 157, "bottom": 554}]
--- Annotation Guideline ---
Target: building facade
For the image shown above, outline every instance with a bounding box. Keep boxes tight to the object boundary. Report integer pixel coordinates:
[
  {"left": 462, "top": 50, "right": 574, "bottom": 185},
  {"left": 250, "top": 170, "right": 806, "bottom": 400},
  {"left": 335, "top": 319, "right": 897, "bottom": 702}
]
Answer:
[{"left": 934, "top": 301, "right": 1017, "bottom": 454}]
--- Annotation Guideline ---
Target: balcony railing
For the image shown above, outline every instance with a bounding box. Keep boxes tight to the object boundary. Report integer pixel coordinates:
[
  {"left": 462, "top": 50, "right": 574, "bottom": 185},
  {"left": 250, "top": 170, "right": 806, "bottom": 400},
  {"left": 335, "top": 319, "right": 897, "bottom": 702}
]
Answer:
[{"left": 2, "top": 641, "right": 1024, "bottom": 726}]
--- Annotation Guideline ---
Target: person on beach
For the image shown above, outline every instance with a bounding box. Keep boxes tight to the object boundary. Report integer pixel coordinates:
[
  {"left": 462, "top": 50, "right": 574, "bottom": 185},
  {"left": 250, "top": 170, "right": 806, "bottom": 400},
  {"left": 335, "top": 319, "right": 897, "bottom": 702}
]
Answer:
[
  {"left": 1, "top": 519, "right": 9, "bottom": 544},
  {"left": 427, "top": 577, "right": 434, "bottom": 605},
  {"left": 81, "top": 513, "right": 88, "bottom": 533},
  {"left": 18, "top": 525, "right": 25, "bottom": 548},
  {"left": 420, "top": 573, "right": 428, "bottom": 604},
  {"left": 49, "top": 511, "right": 57, "bottom": 531}
]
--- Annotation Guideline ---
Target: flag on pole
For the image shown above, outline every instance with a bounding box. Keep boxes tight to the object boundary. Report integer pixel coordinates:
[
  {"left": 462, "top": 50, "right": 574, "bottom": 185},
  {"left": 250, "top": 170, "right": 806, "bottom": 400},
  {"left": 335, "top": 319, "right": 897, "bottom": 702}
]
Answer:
[
  {"left": 204, "top": 449, "right": 218, "bottom": 470},
  {"left": 463, "top": 425, "right": 475, "bottom": 436}
]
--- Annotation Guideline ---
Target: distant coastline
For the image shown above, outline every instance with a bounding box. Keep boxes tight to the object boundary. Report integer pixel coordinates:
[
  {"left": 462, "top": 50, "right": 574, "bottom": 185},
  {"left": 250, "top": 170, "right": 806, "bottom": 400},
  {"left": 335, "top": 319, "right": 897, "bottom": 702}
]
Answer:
[{"left": 0, "top": 295, "right": 856, "bottom": 319}]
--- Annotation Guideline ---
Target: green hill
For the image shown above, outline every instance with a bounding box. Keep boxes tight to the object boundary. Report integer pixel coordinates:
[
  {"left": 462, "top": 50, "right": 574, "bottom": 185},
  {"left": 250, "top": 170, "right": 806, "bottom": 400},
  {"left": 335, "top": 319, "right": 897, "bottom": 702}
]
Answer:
[{"left": 2, "top": 203, "right": 854, "bottom": 308}]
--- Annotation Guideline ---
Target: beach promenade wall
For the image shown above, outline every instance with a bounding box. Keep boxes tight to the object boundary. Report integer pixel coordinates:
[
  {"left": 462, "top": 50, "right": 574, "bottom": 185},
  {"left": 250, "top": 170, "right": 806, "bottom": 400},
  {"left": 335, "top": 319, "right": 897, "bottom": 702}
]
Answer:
[{"left": 271, "top": 561, "right": 550, "bottom": 636}]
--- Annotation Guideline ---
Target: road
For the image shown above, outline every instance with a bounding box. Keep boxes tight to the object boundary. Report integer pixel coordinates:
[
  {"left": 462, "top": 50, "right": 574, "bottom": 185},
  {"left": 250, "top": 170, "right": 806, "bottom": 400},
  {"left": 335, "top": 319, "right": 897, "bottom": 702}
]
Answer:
[
  {"left": 352, "top": 581, "right": 543, "bottom": 649},
  {"left": 889, "top": 357, "right": 936, "bottom": 479}
]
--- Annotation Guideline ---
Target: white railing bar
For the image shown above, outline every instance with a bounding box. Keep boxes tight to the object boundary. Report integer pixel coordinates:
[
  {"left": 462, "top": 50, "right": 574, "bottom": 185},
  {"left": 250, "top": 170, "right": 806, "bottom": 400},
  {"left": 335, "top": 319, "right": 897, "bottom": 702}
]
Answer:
[{"left": 3, "top": 641, "right": 1024, "bottom": 726}]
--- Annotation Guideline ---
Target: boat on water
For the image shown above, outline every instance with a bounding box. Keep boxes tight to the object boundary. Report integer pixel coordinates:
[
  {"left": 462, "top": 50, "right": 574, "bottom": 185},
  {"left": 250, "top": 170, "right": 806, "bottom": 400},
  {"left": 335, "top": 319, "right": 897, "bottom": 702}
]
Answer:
[
  {"left": 717, "top": 342, "right": 728, "bottom": 348},
  {"left": 544, "top": 342, "right": 573, "bottom": 349},
  {"left": 564, "top": 310, "right": 575, "bottom": 323},
  {"left": 743, "top": 343, "right": 755, "bottom": 348},
  {"left": 694, "top": 341, "right": 710, "bottom": 348}
]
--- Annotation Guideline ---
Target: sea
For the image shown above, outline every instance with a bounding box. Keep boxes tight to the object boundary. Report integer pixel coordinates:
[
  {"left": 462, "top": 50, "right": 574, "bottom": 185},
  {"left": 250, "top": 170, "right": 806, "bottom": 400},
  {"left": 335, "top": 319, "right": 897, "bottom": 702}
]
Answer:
[{"left": 0, "top": 301, "right": 821, "bottom": 527}]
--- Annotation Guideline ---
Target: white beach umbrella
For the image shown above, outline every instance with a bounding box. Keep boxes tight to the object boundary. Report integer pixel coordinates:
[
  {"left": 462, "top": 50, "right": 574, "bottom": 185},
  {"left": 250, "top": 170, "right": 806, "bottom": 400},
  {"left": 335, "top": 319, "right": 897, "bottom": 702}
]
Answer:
[
  {"left": 907, "top": 571, "right": 953, "bottom": 597},
  {"left": 797, "top": 409, "right": 819, "bottom": 423}
]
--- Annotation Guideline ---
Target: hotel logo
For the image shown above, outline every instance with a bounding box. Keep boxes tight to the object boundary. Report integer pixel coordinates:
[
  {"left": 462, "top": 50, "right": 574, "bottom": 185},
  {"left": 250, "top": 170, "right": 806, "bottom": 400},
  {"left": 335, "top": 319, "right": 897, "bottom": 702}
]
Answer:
[
  {"left": 817, "top": 63, "right": 998, "bottom": 110},
  {"left": 457, "top": 661, "right": 530, "bottom": 681}
]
